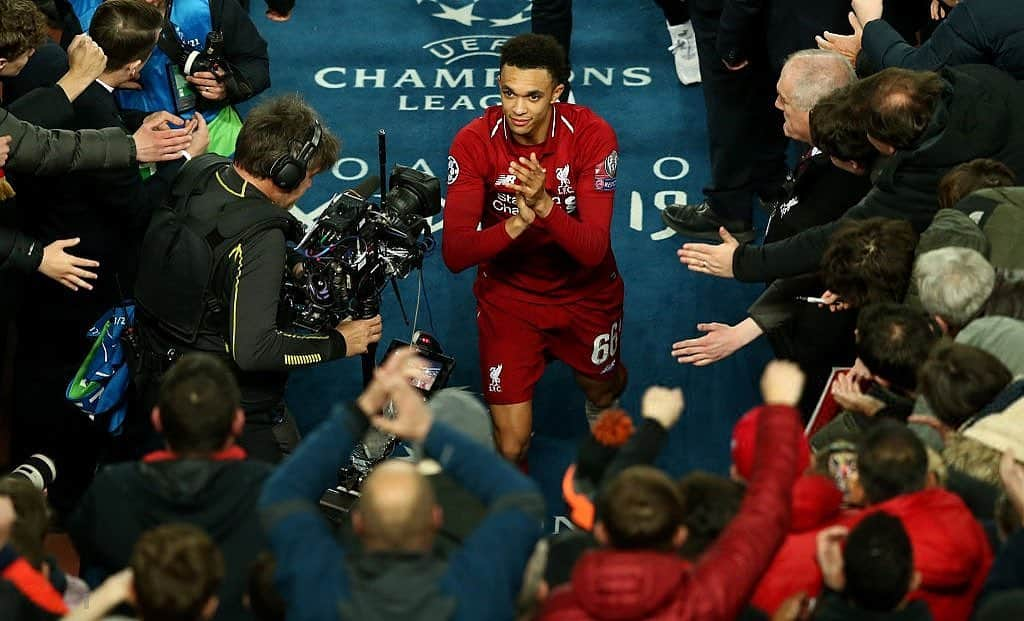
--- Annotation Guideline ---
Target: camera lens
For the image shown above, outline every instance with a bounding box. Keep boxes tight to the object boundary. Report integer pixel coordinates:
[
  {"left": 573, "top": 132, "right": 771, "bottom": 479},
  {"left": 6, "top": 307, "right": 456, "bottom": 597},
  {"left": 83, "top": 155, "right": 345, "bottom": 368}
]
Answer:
[
  {"left": 385, "top": 185, "right": 433, "bottom": 221},
  {"left": 9, "top": 454, "right": 57, "bottom": 491}
]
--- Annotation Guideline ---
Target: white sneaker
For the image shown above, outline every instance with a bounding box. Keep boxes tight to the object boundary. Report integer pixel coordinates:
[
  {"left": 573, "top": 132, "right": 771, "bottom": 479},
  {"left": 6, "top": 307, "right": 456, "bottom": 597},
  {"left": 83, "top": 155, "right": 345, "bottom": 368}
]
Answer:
[{"left": 667, "top": 21, "right": 701, "bottom": 86}]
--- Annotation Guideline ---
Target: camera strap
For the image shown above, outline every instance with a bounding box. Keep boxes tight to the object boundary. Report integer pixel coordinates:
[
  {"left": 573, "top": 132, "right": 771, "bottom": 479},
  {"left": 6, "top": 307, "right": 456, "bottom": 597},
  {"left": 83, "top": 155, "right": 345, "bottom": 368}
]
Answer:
[{"left": 156, "top": 0, "right": 223, "bottom": 62}]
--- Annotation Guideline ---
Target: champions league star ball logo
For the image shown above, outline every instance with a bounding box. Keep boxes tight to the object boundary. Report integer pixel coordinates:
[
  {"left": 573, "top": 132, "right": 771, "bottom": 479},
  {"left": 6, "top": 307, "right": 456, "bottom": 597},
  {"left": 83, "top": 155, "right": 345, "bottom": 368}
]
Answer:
[{"left": 417, "top": 0, "right": 532, "bottom": 28}]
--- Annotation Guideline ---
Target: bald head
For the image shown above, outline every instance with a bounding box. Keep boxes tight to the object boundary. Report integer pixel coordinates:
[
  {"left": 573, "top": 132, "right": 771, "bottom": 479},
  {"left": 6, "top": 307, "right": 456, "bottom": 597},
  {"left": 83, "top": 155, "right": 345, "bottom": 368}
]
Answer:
[
  {"left": 776, "top": 50, "right": 856, "bottom": 144},
  {"left": 354, "top": 460, "right": 439, "bottom": 552}
]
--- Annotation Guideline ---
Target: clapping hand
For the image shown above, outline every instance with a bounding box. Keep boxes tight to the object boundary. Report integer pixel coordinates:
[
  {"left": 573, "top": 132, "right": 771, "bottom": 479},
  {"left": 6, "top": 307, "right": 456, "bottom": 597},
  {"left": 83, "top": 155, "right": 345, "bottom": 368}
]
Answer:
[
  {"left": 507, "top": 153, "right": 551, "bottom": 214},
  {"left": 357, "top": 347, "right": 435, "bottom": 442}
]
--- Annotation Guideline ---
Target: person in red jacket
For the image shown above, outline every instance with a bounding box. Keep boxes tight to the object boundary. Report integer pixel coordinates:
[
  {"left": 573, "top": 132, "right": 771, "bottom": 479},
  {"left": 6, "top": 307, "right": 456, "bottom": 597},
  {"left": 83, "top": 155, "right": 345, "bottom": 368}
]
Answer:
[
  {"left": 846, "top": 421, "right": 993, "bottom": 621},
  {"left": 729, "top": 407, "right": 845, "bottom": 615},
  {"left": 539, "top": 361, "right": 806, "bottom": 621},
  {"left": 442, "top": 33, "right": 626, "bottom": 462}
]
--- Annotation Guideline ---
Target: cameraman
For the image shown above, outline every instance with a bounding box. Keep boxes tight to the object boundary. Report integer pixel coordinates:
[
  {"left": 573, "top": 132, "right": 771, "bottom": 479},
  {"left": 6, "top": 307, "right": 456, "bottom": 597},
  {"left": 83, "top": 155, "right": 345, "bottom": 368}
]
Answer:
[
  {"left": 70, "top": 0, "right": 269, "bottom": 155},
  {"left": 134, "top": 95, "right": 383, "bottom": 463}
]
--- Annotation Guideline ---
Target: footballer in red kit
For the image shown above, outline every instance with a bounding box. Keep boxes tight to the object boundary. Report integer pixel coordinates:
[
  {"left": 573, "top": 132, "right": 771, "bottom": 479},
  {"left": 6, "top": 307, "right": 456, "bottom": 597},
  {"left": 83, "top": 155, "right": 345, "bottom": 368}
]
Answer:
[{"left": 442, "top": 34, "right": 627, "bottom": 462}]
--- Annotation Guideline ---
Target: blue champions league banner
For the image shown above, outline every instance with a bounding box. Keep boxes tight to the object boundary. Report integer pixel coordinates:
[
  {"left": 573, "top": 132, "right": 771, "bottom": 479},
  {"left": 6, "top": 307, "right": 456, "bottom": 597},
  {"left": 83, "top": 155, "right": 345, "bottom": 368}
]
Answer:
[{"left": 258, "top": 0, "right": 773, "bottom": 516}]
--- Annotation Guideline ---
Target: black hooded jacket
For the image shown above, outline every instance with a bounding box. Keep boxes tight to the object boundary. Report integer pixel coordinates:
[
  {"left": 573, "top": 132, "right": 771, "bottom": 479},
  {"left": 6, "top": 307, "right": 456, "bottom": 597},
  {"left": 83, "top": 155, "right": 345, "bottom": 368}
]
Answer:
[{"left": 67, "top": 453, "right": 271, "bottom": 621}]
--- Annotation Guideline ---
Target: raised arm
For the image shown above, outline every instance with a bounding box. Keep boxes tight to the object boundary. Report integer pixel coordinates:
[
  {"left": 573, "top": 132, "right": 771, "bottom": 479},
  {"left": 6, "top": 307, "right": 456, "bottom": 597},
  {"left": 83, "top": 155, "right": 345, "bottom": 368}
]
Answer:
[
  {"left": 690, "top": 362, "right": 805, "bottom": 620},
  {"left": 859, "top": 3, "right": 989, "bottom": 75},
  {"left": 258, "top": 402, "right": 368, "bottom": 621},
  {"left": 365, "top": 366, "right": 545, "bottom": 619},
  {"left": 441, "top": 126, "right": 522, "bottom": 272},
  {"left": 0, "top": 108, "right": 135, "bottom": 174}
]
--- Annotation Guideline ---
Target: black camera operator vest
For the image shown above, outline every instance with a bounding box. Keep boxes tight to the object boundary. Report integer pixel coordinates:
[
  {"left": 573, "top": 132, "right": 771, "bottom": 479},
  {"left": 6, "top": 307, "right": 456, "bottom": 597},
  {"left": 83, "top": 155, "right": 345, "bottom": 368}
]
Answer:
[{"left": 134, "top": 154, "right": 294, "bottom": 354}]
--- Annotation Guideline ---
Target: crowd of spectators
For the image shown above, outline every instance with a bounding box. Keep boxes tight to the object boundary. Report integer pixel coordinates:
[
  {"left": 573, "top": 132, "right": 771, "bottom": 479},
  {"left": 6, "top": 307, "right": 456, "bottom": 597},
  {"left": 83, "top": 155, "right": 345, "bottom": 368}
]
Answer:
[{"left": 2, "top": 0, "right": 1024, "bottom": 620}]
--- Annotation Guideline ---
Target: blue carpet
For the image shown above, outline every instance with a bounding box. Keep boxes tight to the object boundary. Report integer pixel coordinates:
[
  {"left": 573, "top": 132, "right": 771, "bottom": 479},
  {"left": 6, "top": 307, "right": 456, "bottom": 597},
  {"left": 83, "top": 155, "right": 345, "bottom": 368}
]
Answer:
[{"left": 251, "top": 0, "right": 773, "bottom": 522}]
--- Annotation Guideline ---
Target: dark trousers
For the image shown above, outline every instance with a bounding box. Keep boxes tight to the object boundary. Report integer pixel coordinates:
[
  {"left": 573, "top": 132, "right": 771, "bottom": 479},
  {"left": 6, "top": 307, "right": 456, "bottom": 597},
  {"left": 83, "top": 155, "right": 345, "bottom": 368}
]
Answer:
[
  {"left": 531, "top": 0, "right": 573, "bottom": 61},
  {"left": 532, "top": 1, "right": 693, "bottom": 61},
  {"left": 689, "top": 1, "right": 788, "bottom": 224},
  {"left": 653, "top": 0, "right": 690, "bottom": 25},
  {"left": 11, "top": 315, "right": 109, "bottom": 519},
  {"left": 238, "top": 403, "right": 300, "bottom": 465}
]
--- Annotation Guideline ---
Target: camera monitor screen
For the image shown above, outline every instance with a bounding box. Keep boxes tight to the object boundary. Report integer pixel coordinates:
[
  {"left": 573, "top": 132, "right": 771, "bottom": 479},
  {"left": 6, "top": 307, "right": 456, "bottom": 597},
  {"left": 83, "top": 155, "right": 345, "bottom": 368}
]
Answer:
[{"left": 383, "top": 337, "right": 455, "bottom": 395}]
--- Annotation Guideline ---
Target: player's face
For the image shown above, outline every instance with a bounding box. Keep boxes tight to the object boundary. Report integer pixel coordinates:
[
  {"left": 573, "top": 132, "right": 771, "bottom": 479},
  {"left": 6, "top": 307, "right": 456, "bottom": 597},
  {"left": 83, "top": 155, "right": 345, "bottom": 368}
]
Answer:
[{"left": 499, "top": 65, "right": 564, "bottom": 146}]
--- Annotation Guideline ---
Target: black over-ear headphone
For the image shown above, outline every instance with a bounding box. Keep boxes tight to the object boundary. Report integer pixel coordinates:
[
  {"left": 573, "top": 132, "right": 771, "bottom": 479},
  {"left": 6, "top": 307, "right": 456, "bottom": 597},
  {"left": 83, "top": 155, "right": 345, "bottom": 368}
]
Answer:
[{"left": 269, "top": 120, "right": 323, "bottom": 191}]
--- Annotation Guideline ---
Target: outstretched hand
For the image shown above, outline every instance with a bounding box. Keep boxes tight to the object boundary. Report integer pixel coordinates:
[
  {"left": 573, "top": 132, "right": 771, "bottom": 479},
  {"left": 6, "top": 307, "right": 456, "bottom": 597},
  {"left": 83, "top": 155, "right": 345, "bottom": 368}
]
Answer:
[
  {"left": 816, "top": 12, "right": 864, "bottom": 66},
  {"left": 677, "top": 227, "right": 738, "bottom": 278},
  {"left": 38, "top": 238, "right": 99, "bottom": 291},
  {"left": 672, "top": 318, "right": 762, "bottom": 366}
]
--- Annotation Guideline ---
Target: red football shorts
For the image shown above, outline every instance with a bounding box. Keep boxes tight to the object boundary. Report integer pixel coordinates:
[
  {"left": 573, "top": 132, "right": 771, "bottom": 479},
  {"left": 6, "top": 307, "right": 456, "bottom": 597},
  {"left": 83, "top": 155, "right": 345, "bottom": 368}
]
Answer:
[{"left": 476, "top": 278, "right": 625, "bottom": 405}]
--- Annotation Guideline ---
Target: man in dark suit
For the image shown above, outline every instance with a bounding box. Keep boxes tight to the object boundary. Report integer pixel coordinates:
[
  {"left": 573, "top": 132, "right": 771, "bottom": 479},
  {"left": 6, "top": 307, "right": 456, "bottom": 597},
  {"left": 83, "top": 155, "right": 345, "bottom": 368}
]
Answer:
[
  {"left": 10, "top": 0, "right": 208, "bottom": 517},
  {"left": 661, "top": 0, "right": 851, "bottom": 242}
]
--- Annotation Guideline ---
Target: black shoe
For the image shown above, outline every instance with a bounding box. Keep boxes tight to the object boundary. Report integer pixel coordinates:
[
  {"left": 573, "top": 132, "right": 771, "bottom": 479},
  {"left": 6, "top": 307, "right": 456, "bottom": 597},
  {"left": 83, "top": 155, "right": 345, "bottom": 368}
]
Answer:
[{"left": 661, "top": 201, "right": 755, "bottom": 242}]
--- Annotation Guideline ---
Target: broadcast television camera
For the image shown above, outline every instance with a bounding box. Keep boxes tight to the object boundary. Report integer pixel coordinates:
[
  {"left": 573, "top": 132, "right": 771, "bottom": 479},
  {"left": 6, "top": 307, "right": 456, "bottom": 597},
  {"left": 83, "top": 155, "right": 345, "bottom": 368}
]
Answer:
[{"left": 283, "top": 165, "right": 442, "bottom": 329}]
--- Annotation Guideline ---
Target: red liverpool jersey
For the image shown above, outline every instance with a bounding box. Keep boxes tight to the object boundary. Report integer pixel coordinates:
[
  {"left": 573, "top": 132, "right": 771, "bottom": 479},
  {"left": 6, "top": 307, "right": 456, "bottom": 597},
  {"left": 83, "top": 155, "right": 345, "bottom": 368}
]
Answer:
[{"left": 442, "top": 103, "right": 621, "bottom": 305}]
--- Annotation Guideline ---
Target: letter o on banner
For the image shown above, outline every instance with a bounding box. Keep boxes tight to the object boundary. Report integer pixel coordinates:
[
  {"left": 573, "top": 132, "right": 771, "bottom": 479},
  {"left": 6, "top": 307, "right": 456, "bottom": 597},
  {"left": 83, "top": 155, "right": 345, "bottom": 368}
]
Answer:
[
  {"left": 332, "top": 157, "right": 369, "bottom": 181},
  {"left": 653, "top": 157, "right": 690, "bottom": 180}
]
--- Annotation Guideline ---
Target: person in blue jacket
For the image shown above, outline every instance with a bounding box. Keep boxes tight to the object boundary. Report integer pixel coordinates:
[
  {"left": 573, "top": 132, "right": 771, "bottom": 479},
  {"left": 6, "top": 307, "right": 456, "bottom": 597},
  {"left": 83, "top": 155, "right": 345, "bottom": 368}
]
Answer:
[
  {"left": 70, "top": 0, "right": 269, "bottom": 155},
  {"left": 259, "top": 347, "right": 547, "bottom": 621}
]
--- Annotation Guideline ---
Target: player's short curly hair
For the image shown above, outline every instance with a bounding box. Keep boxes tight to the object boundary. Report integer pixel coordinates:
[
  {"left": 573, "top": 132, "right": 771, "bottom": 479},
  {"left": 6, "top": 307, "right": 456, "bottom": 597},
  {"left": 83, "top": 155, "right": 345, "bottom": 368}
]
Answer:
[
  {"left": 0, "top": 0, "right": 48, "bottom": 61},
  {"left": 499, "top": 33, "right": 569, "bottom": 87}
]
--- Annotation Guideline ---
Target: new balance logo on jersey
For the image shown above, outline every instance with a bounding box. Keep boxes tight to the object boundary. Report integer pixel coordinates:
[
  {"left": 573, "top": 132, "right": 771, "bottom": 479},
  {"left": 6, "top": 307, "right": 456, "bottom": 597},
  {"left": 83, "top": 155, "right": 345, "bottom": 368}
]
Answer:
[
  {"left": 489, "top": 363, "right": 503, "bottom": 393},
  {"left": 494, "top": 173, "right": 517, "bottom": 188}
]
